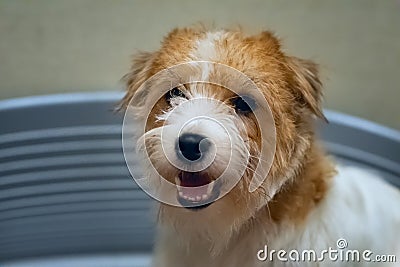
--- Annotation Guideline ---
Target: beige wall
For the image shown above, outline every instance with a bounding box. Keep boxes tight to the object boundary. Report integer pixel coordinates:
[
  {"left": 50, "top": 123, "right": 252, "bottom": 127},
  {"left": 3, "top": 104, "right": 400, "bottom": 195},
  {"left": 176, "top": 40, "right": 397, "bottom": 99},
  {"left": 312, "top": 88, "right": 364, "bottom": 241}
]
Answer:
[{"left": 0, "top": 0, "right": 399, "bottom": 129}]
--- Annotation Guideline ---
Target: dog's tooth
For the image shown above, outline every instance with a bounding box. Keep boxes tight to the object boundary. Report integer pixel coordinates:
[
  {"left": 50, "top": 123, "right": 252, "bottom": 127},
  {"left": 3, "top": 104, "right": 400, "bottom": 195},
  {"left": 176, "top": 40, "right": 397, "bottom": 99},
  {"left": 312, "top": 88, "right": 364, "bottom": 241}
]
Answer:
[
  {"left": 207, "top": 181, "right": 215, "bottom": 195},
  {"left": 188, "top": 197, "right": 195, "bottom": 201},
  {"left": 196, "top": 196, "right": 202, "bottom": 201},
  {"left": 179, "top": 191, "right": 184, "bottom": 197},
  {"left": 183, "top": 195, "right": 188, "bottom": 200},
  {"left": 202, "top": 194, "right": 208, "bottom": 200}
]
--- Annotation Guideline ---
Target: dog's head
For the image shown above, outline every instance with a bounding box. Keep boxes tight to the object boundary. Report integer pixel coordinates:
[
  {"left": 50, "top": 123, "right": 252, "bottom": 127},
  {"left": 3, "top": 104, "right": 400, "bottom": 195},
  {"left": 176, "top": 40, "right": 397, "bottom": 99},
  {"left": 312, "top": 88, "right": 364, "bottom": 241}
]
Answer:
[{"left": 121, "top": 27, "right": 324, "bottom": 241}]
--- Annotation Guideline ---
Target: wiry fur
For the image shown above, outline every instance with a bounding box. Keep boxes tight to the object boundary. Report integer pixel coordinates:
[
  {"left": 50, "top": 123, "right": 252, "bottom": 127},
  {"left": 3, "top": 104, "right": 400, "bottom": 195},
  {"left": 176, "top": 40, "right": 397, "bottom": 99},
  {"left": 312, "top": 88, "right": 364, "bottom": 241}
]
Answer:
[{"left": 121, "top": 27, "right": 400, "bottom": 266}]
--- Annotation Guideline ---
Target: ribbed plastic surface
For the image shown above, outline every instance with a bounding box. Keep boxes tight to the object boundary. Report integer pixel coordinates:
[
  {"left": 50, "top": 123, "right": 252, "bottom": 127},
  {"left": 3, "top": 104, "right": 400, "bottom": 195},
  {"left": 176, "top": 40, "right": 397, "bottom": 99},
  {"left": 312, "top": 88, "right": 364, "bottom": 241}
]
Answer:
[
  {"left": 0, "top": 93, "right": 153, "bottom": 262},
  {"left": 0, "top": 92, "right": 399, "bottom": 264}
]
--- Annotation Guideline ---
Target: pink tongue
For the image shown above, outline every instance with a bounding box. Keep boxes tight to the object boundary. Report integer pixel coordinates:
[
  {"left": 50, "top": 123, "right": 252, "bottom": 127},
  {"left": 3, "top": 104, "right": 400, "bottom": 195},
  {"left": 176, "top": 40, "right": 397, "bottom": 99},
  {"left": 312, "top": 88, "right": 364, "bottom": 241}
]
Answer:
[{"left": 179, "top": 172, "right": 210, "bottom": 198}]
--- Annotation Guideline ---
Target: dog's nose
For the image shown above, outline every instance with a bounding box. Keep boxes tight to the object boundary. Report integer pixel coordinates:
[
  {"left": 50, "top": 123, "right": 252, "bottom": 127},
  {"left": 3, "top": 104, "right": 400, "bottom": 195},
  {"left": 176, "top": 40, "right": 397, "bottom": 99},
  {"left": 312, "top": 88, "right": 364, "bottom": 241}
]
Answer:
[{"left": 177, "top": 133, "right": 210, "bottom": 161}]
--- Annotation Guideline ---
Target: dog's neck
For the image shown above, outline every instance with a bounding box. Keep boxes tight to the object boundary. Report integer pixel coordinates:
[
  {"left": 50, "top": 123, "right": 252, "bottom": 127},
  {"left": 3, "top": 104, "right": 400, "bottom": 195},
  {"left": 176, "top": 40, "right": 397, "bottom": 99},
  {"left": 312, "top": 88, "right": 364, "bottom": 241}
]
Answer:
[
  {"left": 266, "top": 143, "right": 335, "bottom": 224},
  {"left": 217, "top": 144, "right": 336, "bottom": 257},
  {"left": 180, "top": 144, "right": 335, "bottom": 258}
]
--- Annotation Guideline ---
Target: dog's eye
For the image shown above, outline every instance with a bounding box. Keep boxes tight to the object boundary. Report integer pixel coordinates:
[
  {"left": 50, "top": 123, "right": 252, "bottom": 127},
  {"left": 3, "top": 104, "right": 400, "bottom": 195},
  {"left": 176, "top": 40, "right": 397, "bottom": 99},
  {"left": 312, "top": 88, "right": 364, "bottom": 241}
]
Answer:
[
  {"left": 165, "top": 88, "right": 186, "bottom": 104},
  {"left": 232, "top": 95, "right": 257, "bottom": 114}
]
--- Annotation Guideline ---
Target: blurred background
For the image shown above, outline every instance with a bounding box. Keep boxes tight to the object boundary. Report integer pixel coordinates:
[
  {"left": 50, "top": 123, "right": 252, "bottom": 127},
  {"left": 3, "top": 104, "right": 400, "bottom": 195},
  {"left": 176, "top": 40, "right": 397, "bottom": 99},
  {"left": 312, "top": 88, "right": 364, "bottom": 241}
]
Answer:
[{"left": 0, "top": 0, "right": 399, "bottom": 129}]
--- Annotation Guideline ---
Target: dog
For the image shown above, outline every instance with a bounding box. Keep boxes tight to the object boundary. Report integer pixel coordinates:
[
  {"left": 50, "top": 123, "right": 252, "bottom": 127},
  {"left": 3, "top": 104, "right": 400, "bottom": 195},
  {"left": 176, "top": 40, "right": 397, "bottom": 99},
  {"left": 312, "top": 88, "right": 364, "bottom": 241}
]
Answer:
[{"left": 120, "top": 26, "right": 400, "bottom": 266}]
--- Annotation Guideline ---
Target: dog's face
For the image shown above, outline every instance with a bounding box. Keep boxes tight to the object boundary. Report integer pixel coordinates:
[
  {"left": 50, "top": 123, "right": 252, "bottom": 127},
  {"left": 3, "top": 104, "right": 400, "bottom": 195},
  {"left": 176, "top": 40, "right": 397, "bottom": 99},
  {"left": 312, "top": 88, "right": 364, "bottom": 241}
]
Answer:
[{"left": 121, "top": 27, "right": 324, "bottom": 238}]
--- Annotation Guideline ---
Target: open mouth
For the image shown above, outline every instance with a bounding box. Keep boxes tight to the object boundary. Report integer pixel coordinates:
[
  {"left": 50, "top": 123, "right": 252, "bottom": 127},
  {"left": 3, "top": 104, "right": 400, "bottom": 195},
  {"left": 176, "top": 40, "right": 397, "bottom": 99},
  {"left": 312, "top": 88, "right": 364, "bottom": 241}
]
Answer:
[{"left": 175, "top": 172, "right": 219, "bottom": 210}]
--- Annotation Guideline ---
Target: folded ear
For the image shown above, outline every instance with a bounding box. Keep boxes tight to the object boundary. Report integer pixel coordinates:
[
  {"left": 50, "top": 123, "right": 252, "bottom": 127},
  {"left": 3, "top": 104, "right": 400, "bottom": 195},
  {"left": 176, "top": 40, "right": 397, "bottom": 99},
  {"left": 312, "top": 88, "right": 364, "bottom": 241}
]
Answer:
[
  {"left": 286, "top": 56, "right": 326, "bottom": 121},
  {"left": 117, "top": 51, "right": 154, "bottom": 111}
]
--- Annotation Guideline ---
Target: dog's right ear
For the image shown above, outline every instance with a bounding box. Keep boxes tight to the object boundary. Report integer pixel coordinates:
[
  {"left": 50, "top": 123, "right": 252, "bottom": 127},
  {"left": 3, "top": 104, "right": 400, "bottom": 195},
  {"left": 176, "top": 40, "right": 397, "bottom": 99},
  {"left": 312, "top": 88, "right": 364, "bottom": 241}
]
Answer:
[
  {"left": 286, "top": 56, "right": 327, "bottom": 121},
  {"left": 117, "top": 51, "right": 154, "bottom": 111}
]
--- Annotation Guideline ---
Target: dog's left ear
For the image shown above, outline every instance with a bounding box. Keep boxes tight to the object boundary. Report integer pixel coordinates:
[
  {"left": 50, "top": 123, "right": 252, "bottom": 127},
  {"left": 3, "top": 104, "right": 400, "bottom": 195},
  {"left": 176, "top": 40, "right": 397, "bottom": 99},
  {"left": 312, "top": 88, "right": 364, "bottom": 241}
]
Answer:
[{"left": 286, "top": 56, "right": 327, "bottom": 121}]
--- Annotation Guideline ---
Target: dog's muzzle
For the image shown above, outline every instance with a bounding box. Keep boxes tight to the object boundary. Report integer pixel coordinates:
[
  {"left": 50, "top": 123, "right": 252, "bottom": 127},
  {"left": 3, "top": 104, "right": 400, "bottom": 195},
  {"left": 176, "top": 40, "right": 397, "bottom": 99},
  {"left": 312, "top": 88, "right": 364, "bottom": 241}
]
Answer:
[{"left": 174, "top": 133, "right": 219, "bottom": 209}]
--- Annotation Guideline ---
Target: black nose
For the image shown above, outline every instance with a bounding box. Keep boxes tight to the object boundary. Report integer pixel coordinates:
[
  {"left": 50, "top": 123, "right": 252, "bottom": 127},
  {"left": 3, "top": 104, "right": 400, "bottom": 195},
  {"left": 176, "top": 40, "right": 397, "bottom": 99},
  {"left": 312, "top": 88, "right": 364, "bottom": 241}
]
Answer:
[{"left": 177, "top": 133, "right": 210, "bottom": 161}]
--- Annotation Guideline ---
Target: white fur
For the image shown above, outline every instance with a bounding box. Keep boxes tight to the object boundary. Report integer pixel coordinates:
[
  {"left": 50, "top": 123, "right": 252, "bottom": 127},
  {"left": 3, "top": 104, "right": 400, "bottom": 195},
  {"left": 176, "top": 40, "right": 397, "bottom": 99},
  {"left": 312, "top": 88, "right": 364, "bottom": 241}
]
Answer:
[
  {"left": 189, "top": 31, "right": 225, "bottom": 81},
  {"left": 139, "top": 95, "right": 250, "bottom": 203},
  {"left": 190, "top": 31, "right": 225, "bottom": 61}
]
